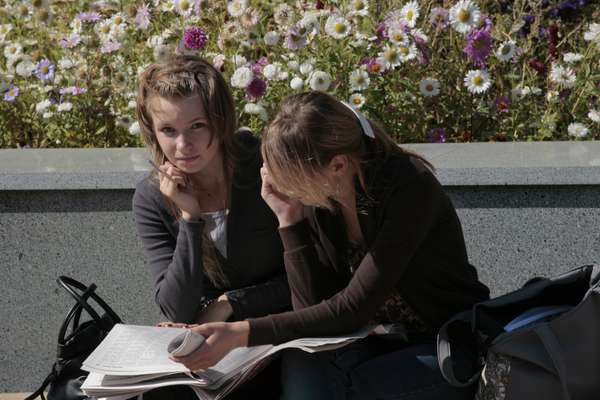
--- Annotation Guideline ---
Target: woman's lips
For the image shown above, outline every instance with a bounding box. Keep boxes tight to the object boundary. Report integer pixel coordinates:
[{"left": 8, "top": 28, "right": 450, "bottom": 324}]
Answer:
[{"left": 177, "top": 155, "right": 200, "bottom": 164}]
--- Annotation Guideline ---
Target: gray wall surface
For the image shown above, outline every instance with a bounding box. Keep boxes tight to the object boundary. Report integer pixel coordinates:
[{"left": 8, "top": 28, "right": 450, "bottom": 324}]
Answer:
[{"left": 1, "top": 142, "right": 599, "bottom": 392}]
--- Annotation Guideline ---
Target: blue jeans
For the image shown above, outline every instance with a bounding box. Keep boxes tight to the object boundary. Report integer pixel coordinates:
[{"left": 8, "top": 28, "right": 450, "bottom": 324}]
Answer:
[{"left": 281, "top": 336, "right": 475, "bottom": 400}]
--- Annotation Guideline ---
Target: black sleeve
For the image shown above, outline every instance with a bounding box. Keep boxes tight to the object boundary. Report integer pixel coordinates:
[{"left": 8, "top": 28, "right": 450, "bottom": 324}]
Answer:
[
  {"left": 247, "top": 172, "right": 442, "bottom": 345},
  {"left": 225, "top": 272, "right": 291, "bottom": 320}
]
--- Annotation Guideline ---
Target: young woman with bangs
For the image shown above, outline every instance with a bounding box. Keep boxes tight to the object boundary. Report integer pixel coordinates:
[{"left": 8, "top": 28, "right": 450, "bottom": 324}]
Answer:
[{"left": 132, "top": 55, "right": 289, "bottom": 399}]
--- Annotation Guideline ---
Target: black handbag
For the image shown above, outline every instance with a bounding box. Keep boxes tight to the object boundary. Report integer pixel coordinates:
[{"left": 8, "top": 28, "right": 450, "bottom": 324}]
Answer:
[
  {"left": 25, "top": 276, "right": 122, "bottom": 400},
  {"left": 437, "top": 264, "right": 600, "bottom": 400}
]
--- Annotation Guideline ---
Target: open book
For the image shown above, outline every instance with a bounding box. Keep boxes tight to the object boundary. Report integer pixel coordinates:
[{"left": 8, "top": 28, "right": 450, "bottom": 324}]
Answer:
[{"left": 80, "top": 324, "right": 378, "bottom": 399}]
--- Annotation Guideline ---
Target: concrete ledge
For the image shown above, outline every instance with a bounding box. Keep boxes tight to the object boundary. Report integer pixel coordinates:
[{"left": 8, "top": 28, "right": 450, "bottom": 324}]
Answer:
[
  {"left": 2, "top": 141, "right": 600, "bottom": 392},
  {"left": 1, "top": 141, "right": 600, "bottom": 190}
]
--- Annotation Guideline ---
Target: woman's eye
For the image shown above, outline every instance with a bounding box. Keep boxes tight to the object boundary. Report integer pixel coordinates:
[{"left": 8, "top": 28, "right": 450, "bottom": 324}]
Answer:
[
  {"left": 160, "top": 127, "right": 176, "bottom": 136},
  {"left": 191, "top": 122, "right": 205, "bottom": 129}
]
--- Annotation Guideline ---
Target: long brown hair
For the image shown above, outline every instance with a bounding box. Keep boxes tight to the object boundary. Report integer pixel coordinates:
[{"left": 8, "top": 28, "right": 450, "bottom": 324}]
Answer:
[
  {"left": 136, "top": 54, "right": 237, "bottom": 287},
  {"left": 261, "top": 91, "right": 432, "bottom": 210}
]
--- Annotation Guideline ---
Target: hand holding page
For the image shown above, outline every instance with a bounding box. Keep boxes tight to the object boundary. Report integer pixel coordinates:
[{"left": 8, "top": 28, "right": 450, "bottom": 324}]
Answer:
[{"left": 168, "top": 330, "right": 206, "bottom": 357}]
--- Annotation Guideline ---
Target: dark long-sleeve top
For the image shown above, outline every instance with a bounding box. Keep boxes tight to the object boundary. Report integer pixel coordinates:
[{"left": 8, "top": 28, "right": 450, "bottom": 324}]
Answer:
[
  {"left": 132, "top": 132, "right": 291, "bottom": 323},
  {"left": 248, "top": 150, "right": 490, "bottom": 346}
]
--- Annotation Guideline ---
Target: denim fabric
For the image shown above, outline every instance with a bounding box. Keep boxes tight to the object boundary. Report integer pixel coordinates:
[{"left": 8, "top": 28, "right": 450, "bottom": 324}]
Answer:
[{"left": 281, "top": 336, "right": 475, "bottom": 400}]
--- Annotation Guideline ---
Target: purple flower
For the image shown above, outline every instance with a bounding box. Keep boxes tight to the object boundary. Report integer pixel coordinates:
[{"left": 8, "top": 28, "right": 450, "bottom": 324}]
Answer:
[
  {"left": 284, "top": 24, "right": 307, "bottom": 50},
  {"left": 59, "top": 34, "right": 81, "bottom": 49},
  {"left": 135, "top": 4, "right": 151, "bottom": 30},
  {"left": 375, "top": 22, "right": 388, "bottom": 41},
  {"left": 366, "top": 58, "right": 385, "bottom": 75},
  {"left": 100, "top": 41, "right": 122, "bottom": 54},
  {"left": 35, "top": 59, "right": 55, "bottom": 81},
  {"left": 559, "top": 89, "right": 572, "bottom": 99},
  {"left": 251, "top": 63, "right": 262, "bottom": 76},
  {"left": 495, "top": 96, "right": 511, "bottom": 113},
  {"left": 183, "top": 27, "right": 207, "bottom": 50},
  {"left": 464, "top": 28, "right": 493, "bottom": 67},
  {"left": 4, "top": 85, "right": 19, "bottom": 102},
  {"left": 246, "top": 78, "right": 266, "bottom": 100},
  {"left": 428, "top": 128, "right": 446, "bottom": 143},
  {"left": 429, "top": 7, "right": 449, "bottom": 29},
  {"left": 256, "top": 57, "right": 269, "bottom": 66},
  {"left": 60, "top": 86, "right": 87, "bottom": 95},
  {"left": 76, "top": 11, "right": 102, "bottom": 22}
]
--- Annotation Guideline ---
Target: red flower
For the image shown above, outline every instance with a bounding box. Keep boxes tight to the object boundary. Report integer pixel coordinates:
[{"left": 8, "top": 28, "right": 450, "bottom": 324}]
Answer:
[
  {"left": 548, "top": 24, "right": 559, "bottom": 59},
  {"left": 528, "top": 59, "right": 546, "bottom": 75}
]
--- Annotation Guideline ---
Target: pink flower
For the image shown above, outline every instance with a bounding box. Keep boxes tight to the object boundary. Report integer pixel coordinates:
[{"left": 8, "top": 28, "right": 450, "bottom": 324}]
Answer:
[
  {"left": 183, "top": 27, "right": 207, "bottom": 50},
  {"left": 76, "top": 11, "right": 101, "bottom": 22}
]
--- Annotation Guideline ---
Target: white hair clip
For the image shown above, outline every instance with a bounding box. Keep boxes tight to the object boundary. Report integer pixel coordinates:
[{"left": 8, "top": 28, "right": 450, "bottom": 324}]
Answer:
[{"left": 341, "top": 101, "right": 375, "bottom": 139}]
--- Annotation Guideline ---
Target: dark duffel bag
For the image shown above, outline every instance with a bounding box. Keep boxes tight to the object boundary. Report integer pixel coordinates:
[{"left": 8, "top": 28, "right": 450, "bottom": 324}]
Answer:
[{"left": 437, "top": 264, "right": 600, "bottom": 400}]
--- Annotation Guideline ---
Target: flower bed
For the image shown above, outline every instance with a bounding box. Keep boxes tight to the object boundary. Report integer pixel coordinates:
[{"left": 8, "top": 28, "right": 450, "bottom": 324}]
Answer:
[{"left": 0, "top": 0, "right": 599, "bottom": 148}]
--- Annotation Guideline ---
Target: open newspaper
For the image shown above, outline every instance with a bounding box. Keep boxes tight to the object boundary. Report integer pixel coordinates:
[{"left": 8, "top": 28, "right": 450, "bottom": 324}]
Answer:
[{"left": 80, "top": 323, "right": 377, "bottom": 400}]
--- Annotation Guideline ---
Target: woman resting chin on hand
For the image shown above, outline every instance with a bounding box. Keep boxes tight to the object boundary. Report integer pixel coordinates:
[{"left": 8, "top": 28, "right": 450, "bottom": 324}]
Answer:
[
  {"left": 174, "top": 91, "right": 490, "bottom": 400},
  {"left": 132, "top": 55, "right": 291, "bottom": 400}
]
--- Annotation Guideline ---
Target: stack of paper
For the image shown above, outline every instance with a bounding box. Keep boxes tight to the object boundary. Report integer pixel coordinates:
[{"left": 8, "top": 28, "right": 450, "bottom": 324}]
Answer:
[{"left": 81, "top": 324, "right": 372, "bottom": 400}]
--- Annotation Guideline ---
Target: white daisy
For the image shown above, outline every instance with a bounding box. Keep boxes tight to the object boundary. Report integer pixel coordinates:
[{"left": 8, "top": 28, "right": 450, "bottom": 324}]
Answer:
[
  {"left": 495, "top": 41, "right": 517, "bottom": 62},
  {"left": 230, "top": 66, "right": 254, "bottom": 89},
  {"left": 299, "top": 61, "right": 314, "bottom": 76},
  {"left": 349, "top": 69, "right": 370, "bottom": 91},
  {"left": 349, "top": 0, "right": 369, "bottom": 17},
  {"left": 16, "top": 59, "right": 35, "bottom": 77},
  {"left": 57, "top": 102, "right": 73, "bottom": 112},
  {"left": 58, "top": 58, "right": 75, "bottom": 70},
  {"left": 299, "top": 11, "right": 321, "bottom": 35},
  {"left": 35, "top": 99, "right": 52, "bottom": 114},
  {"left": 464, "top": 69, "right": 492, "bottom": 94},
  {"left": 43, "top": 111, "right": 54, "bottom": 119},
  {"left": 4, "top": 42, "right": 22, "bottom": 60},
  {"left": 129, "top": 121, "right": 141, "bottom": 136},
  {"left": 349, "top": 93, "right": 365, "bottom": 109},
  {"left": 244, "top": 102, "right": 268, "bottom": 121},
  {"left": 563, "top": 52, "right": 583, "bottom": 64},
  {"left": 567, "top": 122, "right": 589, "bottom": 138},
  {"left": 227, "top": 0, "right": 248, "bottom": 18},
  {"left": 546, "top": 90, "right": 559, "bottom": 103},
  {"left": 378, "top": 44, "right": 402, "bottom": 69},
  {"left": 264, "top": 31, "right": 279, "bottom": 46},
  {"left": 588, "top": 109, "right": 600, "bottom": 123},
  {"left": 583, "top": 23, "right": 600, "bottom": 45},
  {"left": 309, "top": 70, "right": 331, "bottom": 91},
  {"left": 95, "top": 19, "right": 113, "bottom": 40},
  {"left": 110, "top": 13, "right": 127, "bottom": 27},
  {"left": 400, "top": 1, "right": 420, "bottom": 28},
  {"left": 263, "top": 63, "right": 283, "bottom": 81},
  {"left": 549, "top": 63, "right": 576, "bottom": 88},
  {"left": 449, "top": 0, "right": 481, "bottom": 34},
  {"left": 290, "top": 76, "right": 304, "bottom": 90},
  {"left": 388, "top": 27, "right": 409, "bottom": 46},
  {"left": 419, "top": 78, "right": 440, "bottom": 97},
  {"left": 232, "top": 54, "right": 249, "bottom": 67},
  {"left": 173, "top": 0, "right": 194, "bottom": 17},
  {"left": 325, "top": 14, "right": 351, "bottom": 39},
  {"left": 398, "top": 43, "right": 417, "bottom": 62},
  {"left": 153, "top": 45, "right": 171, "bottom": 62}
]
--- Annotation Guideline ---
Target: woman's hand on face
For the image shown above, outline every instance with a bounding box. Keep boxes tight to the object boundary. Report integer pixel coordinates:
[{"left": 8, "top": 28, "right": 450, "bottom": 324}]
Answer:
[
  {"left": 158, "top": 161, "right": 202, "bottom": 220},
  {"left": 171, "top": 321, "right": 250, "bottom": 371},
  {"left": 260, "top": 166, "right": 304, "bottom": 227}
]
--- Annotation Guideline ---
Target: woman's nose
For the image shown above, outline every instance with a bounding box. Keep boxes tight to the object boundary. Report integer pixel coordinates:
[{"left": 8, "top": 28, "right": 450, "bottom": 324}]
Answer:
[{"left": 175, "top": 133, "right": 192, "bottom": 150}]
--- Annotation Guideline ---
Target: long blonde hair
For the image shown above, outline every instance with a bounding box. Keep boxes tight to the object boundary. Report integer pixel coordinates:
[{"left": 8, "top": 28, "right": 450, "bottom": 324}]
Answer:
[
  {"left": 261, "top": 91, "right": 432, "bottom": 210},
  {"left": 136, "top": 55, "right": 237, "bottom": 287}
]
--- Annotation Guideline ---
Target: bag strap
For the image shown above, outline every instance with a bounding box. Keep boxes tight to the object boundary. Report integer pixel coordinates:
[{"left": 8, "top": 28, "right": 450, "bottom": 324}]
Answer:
[
  {"left": 23, "top": 368, "right": 53, "bottom": 400},
  {"left": 534, "top": 325, "right": 572, "bottom": 400},
  {"left": 437, "top": 310, "right": 483, "bottom": 387},
  {"left": 57, "top": 276, "right": 121, "bottom": 331}
]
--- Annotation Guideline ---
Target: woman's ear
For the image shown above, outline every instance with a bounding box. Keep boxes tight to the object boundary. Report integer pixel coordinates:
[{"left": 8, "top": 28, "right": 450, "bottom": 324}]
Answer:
[{"left": 326, "top": 154, "right": 349, "bottom": 178}]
